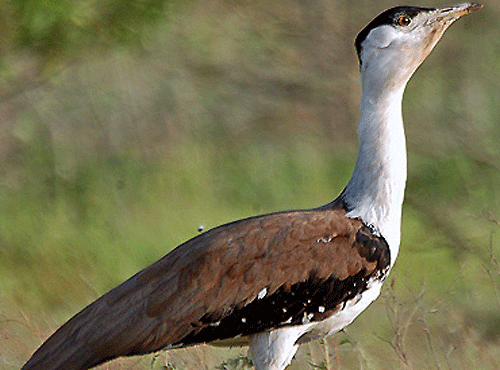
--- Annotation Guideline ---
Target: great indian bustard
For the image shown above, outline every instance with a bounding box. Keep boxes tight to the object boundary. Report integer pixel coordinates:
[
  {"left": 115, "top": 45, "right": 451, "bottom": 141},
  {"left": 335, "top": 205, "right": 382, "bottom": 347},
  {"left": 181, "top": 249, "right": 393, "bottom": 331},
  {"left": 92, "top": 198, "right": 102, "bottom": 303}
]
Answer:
[{"left": 22, "top": 3, "right": 482, "bottom": 370}]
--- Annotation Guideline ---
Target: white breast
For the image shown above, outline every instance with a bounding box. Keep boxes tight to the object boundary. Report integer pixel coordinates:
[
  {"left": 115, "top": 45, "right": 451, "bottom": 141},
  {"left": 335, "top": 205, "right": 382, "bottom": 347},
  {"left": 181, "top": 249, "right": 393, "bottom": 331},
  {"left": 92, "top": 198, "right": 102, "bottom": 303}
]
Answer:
[{"left": 248, "top": 278, "right": 384, "bottom": 370}]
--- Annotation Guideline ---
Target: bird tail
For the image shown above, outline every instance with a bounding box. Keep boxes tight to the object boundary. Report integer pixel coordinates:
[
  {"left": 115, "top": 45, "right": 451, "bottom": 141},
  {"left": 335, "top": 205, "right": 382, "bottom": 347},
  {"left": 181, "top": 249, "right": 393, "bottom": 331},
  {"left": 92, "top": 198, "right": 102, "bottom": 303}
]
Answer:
[
  {"left": 21, "top": 275, "right": 161, "bottom": 370},
  {"left": 22, "top": 300, "right": 121, "bottom": 370}
]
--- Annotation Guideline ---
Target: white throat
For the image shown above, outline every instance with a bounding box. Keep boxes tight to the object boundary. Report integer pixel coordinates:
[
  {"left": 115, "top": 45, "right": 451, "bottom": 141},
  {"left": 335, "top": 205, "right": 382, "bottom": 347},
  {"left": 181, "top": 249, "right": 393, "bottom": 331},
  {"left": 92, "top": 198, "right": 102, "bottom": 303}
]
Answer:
[{"left": 342, "top": 83, "right": 408, "bottom": 265}]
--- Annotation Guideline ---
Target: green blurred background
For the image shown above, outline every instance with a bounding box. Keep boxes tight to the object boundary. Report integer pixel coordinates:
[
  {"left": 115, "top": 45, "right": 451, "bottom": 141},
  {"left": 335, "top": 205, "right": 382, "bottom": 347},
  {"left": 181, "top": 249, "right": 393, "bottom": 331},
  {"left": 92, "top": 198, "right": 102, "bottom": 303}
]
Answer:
[{"left": 1, "top": 0, "right": 499, "bottom": 369}]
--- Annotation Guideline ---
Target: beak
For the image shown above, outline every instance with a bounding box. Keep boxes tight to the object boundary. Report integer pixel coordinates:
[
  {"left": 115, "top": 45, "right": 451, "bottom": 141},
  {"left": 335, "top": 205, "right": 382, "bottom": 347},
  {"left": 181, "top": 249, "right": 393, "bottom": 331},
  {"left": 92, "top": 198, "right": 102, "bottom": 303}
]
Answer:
[
  {"left": 427, "top": 3, "right": 483, "bottom": 25},
  {"left": 417, "top": 3, "right": 483, "bottom": 60}
]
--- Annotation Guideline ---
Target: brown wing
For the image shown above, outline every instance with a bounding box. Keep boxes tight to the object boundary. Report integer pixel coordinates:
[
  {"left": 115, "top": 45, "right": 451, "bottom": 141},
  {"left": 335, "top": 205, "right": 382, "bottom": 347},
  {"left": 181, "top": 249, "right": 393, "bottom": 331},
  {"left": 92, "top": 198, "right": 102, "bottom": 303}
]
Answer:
[{"left": 22, "top": 205, "right": 390, "bottom": 370}]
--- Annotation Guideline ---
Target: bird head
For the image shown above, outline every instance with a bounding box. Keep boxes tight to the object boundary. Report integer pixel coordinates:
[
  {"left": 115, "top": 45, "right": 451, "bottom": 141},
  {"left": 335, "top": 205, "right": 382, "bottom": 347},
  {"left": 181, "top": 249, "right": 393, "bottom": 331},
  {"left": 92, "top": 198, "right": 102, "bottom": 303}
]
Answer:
[{"left": 355, "top": 3, "right": 483, "bottom": 93}]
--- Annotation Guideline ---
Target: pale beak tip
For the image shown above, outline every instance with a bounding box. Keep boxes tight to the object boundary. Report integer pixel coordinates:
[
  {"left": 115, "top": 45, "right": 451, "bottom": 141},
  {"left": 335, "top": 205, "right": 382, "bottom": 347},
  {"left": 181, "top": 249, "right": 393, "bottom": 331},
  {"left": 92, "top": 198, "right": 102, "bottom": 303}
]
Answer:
[{"left": 468, "top": 3, "right": 484, "bottom": 13}]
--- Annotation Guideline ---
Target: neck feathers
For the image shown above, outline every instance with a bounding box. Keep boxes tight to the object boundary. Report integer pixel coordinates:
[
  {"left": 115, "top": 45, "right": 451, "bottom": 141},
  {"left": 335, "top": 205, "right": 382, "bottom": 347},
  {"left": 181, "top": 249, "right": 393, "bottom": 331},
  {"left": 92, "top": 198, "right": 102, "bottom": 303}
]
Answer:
[{"left": 341, "top": 84, "right": 407, "bottom": 262}]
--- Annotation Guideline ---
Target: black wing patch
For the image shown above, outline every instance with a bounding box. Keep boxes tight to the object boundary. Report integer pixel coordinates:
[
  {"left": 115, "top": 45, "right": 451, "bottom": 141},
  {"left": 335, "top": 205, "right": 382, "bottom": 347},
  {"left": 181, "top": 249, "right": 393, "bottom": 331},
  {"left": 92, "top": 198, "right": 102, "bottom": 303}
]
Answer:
[{"left": 173, "top": 225, "right": 390, "bottom": 348}]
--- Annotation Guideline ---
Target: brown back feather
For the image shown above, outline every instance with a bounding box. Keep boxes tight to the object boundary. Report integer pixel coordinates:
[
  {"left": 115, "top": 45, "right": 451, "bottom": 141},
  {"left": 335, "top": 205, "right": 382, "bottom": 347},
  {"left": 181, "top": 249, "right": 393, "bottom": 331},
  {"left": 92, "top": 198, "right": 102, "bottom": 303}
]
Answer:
[{"left": 22, "top": 206, "right": 389, "bottom": 370}]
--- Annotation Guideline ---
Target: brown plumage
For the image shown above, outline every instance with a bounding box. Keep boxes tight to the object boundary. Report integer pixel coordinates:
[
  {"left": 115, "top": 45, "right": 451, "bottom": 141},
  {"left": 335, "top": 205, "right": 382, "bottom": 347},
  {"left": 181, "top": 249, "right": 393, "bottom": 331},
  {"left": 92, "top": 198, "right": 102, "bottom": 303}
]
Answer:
[{"left": 22, "top": 201, "right": 390, "bottom": 370}]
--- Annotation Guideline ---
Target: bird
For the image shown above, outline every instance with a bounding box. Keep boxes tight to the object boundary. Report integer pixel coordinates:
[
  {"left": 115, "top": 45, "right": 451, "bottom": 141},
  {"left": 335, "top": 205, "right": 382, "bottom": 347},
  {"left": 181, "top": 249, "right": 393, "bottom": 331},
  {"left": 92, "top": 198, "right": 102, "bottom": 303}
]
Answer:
[{"left": 22, "top": 3, "right": 482, "bottom": 370}]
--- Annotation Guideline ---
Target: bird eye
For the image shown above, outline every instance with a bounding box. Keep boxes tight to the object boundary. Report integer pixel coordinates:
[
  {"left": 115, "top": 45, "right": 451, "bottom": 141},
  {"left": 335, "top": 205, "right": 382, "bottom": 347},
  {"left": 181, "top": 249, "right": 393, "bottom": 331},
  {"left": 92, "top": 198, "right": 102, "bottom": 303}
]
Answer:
[{"left": 397, "top": 15, "right": 412, "bottom": 27}]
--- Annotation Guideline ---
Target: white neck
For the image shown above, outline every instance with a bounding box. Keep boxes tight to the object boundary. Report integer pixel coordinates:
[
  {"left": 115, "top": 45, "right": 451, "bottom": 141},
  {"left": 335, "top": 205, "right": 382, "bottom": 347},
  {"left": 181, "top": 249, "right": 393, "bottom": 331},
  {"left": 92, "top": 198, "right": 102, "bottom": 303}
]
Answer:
[{"left": 342, "top": 81, "right": 408, "bottom": 265}]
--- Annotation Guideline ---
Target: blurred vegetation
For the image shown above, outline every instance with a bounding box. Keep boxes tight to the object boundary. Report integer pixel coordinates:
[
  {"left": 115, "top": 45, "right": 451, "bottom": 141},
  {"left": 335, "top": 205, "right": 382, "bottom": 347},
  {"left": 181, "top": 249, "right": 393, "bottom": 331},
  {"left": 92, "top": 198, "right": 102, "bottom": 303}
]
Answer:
[
  {"left": 1, "top": 0, "right": 499, "bottom": 369},
  {"left": 2, "top": 0, "right": 183, "bottom": 58}
]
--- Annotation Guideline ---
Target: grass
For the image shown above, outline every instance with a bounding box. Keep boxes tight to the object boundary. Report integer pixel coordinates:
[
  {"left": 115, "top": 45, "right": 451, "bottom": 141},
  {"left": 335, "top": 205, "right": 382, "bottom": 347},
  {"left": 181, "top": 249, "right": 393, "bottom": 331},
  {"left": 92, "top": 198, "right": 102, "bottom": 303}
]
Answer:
[
  {"left": 1, "top": 0, "right": 499, "bottom": 368},
  {"left": 2, "top": 135, "right": 500, "bottom": 369}
]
